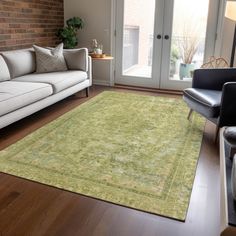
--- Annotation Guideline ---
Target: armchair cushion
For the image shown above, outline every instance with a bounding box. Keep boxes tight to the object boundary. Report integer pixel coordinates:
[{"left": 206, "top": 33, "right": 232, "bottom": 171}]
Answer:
[
  {"left": 192, "top": 68, "right": 236, "bottom": 90},
  {"left": 183, "top": 88, "right": 222, "bottom": 118}
]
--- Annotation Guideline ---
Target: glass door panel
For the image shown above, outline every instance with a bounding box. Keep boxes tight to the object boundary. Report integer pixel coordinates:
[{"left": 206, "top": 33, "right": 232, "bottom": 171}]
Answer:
[
  {"left": 122, "top": 0, "right": 155, "bottom": 78},
  {"left": 160, "top": 0, "right": 219, "bottom": 90},
  {"left": 169, "top": 0, "right": 210, "bottom": 81},
  {"left": 115, "top": 0, "right": 164, "bottom": 88}
]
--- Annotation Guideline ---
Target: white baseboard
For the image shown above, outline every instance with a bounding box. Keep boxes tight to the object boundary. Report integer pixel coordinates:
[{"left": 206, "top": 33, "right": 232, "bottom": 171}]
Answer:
[{"left": 93, "top": 79, "right": 111, "bottom": 86}]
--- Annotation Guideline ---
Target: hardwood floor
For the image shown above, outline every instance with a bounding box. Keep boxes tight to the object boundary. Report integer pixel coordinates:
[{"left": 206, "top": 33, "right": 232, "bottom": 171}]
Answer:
[{"left": 0, "top": 86, "right": 220, "bottom": 236}]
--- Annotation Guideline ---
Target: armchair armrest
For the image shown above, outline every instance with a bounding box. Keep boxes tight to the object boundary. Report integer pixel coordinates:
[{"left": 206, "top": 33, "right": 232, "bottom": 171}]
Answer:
[
  {"left": 219, "top": 82, "right": 236, "bottom": 127},
  {"left": 63, "top": 48, "right": 89, "bottom": 72},
  {"left": 192, "top": 68, "right": 236, "bottom": 90}
]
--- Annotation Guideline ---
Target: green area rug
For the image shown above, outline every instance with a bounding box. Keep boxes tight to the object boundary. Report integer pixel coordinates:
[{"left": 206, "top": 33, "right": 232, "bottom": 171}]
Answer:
[{"left": 0, "top": 91, "right": 204, "bottom": 221}]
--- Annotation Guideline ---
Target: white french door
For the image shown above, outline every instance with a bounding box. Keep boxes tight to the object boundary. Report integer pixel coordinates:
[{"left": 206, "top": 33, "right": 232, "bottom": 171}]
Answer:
[
  {"left": 115, "top": 0, "right": 164, "bottom": 88},
  {"left": 114, "top": 0, "right": 220, "bottom": 90}
]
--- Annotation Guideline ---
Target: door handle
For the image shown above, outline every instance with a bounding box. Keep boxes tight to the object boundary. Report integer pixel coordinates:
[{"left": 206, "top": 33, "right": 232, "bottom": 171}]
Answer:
[
  {"left": 164, "top": 35, "right": 170, "bottom": 40},
  {"left": 157, "top": 34, "right": 162, "bottom": 39}
]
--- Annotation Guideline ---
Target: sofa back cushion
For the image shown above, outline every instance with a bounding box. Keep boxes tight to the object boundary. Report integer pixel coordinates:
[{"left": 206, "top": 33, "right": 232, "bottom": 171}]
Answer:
[
  {"left": 1, "top": 49, "right": 36, "bottom": 78},
  {"left": 0, "top": 55, "right": 11, "bottom": 82},
  {"left": 63, "top": 48, "right": 88, "bottom": 71}
]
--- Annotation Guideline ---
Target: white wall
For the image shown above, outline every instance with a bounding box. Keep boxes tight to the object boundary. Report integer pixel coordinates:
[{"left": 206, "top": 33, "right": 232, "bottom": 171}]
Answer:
[
  {"left": 221, "top": 18, "right": 235, "bottom": 66},
  {"left": 215, "top": 0, "right": 236, "bottom": 67},
  {"left": 64, "top": 0, "right": 113, "bottom": 86}
]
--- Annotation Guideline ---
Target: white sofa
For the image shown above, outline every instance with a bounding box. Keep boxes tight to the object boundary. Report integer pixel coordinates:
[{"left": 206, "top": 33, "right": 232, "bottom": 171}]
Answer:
[{"left": 0, "top": 48, "right": 92, "bottom": 129}]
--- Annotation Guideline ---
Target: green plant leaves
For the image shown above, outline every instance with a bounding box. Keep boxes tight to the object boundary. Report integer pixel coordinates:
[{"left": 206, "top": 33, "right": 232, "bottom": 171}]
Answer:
[
  {"left": 56, "top": 17, "right": 84, "bottom": 49},
  {"left": 66, "top": 17, "right": 85, "bottom": 29}
]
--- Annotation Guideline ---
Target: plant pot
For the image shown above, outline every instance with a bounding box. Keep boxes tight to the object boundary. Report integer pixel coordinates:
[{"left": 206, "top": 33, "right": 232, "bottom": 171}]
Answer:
[{"left": 179, "top": 63, "right": 195, "bottom": 80}]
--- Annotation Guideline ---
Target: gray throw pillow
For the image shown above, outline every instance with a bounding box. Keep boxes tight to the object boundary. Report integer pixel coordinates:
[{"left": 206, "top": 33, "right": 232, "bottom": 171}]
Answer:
[{"left": 33, "top": 43, "right": 68, "bottom": 73}]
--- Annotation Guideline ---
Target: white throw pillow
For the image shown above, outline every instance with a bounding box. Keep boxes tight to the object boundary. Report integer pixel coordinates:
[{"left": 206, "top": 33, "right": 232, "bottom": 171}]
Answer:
[{"left": 33, "top": 43, "right": 68, "bottom": 73}]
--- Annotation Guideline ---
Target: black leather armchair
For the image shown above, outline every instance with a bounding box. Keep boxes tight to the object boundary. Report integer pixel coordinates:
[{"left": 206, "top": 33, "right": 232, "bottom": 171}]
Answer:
[{"left": 183, "top": 68, "right": 236, "bottom": 140}]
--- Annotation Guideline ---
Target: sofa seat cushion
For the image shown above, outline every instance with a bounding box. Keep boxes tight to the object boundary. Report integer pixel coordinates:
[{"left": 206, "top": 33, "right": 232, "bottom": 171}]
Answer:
[
  {"left": 14, "top": 71, "right": 87, "bottom": 94},
  {"left": 0, "top": 81, "right": 53, "bottom": 117},
  {"left": 183, "top": 88, "right": 222, "bottom": 118}
]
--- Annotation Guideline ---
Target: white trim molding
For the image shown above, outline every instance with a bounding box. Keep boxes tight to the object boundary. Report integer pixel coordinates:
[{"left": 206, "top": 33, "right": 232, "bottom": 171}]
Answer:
[{"left": 93, "top": 80, "right": 111, "bottom": 86}]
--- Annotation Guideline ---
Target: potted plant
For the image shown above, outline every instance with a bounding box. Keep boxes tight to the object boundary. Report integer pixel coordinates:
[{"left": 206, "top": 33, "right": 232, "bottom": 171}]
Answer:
[
  {"left": 177, "top": 20, "right": 202, "bottom": 80},
  {"left": 178, "top": 33, "right": 200, "bottom": 80},
  {"left": 57, "top": 17, "right": 84, "bottom": 49}
]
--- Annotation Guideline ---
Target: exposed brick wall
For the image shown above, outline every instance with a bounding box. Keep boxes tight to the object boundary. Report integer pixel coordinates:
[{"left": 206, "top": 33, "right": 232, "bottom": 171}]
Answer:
[{"left": 0, "top": 0, "right": 64, "bottom": 51}]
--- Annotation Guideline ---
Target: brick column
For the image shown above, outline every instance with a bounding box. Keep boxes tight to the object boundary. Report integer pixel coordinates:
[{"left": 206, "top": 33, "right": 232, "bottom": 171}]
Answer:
[{"left": 0, "top": 0, "right": 64, "bottom": 51}]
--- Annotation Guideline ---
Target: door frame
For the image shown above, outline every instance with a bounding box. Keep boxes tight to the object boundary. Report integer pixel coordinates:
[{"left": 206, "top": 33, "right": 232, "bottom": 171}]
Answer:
[{"left": 111, "top": 0, "right": 223, "bottom": 90}]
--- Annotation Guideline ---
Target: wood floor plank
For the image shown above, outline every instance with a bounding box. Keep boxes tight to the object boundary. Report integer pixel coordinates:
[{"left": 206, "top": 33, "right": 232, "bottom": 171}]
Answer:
[{"left": 0, "top": 86, "right": 220, "bottom": 236}]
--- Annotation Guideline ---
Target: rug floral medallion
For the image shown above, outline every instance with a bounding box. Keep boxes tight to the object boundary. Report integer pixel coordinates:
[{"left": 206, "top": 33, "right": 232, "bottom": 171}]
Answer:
[{"left": 0, "top": 91, "right": 204, "bottom": 221}]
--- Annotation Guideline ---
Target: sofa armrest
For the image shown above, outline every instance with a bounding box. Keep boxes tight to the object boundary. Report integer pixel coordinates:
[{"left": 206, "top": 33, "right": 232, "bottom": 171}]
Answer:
[
  {"left": 192, "top": 68, "right": 236, "bottom": 90},
  {"left": 88, "top": 56, "right": 92, "bottom": 86},
  {"left": 63, "top": 48, "right": 89, "bottom": 72},
  {"left": 219, "top": 82, "right": 236, "bottom": 127}
]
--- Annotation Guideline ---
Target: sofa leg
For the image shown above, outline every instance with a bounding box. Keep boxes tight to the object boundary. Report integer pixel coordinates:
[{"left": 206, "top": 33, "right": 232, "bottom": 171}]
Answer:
[
  {"left": 215, "top": 125, "right": 220, "bottom": 143},
  {"left": 187, "top": 109, "right": 193, "bottom": 121},
  {"left": 85, "top": 87, "right": 89, "bottom": 97}
]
